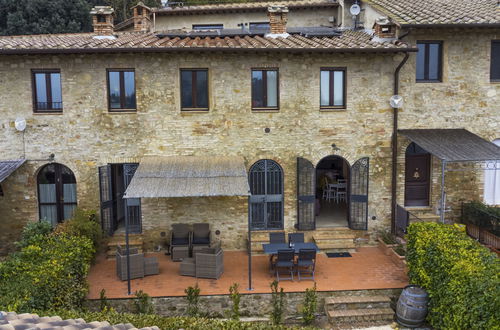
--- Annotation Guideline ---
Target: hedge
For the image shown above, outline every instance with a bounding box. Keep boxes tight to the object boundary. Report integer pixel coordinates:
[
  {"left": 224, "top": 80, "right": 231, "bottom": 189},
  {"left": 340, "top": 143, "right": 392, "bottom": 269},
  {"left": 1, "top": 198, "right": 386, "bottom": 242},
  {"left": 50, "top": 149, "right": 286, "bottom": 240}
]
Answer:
[
  {"left": 406, "top": 222, "right": 500, "bottom": 329},
  {"left": 48, "top": 309, "right": 314, "bottom": 330},
  {"left": 0, "top": 210, "right": 99, "bottom": 312}
]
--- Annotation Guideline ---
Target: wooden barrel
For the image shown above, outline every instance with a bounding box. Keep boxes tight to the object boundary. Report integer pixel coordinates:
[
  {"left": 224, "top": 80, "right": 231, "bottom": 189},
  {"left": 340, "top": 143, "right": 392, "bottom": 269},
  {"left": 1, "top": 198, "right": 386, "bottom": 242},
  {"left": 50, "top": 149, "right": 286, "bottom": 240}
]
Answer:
[{"left": 396, "top": 285, "right": 429, "bottom": 328}]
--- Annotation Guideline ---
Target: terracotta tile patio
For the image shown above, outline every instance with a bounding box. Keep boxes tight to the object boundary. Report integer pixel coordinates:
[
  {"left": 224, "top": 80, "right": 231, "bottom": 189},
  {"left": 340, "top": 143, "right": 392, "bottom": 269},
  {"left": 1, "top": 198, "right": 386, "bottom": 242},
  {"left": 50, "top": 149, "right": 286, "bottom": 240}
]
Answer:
[{"left": 87, "top": 247, "right": 408, "bottom": 299}]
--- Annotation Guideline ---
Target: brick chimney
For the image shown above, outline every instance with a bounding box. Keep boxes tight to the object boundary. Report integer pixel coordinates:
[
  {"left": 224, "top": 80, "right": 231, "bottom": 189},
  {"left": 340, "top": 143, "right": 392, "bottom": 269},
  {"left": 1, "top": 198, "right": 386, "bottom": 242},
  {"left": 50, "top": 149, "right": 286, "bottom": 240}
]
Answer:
[
  {"left": 267, "top": 6, "right": 288, "bottom": 35},
  {"left": 132, "top": 2, "right": 152, "bottom": 32},
  {"left": 373, "top": 16, "right": 396, "bottom": 39},
  {"left": 90, "top": 6, "right": 114, "bottom": 35}
]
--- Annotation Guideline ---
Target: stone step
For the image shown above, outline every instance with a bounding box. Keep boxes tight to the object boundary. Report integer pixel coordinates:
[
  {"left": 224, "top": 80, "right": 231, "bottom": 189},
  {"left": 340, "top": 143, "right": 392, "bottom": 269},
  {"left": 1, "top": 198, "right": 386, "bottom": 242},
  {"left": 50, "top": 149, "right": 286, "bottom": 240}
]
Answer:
[
  {"left": 327, "top": 308, "right": 394, "bottom": 324},
  {"left": 325, "top": 295, "right": 392, "bottom": 310},
  {"left": 313, "top": 232, "right": 357, "bottom": 239},
  {"left": 313, "top": 237, "right": 356, "bottom": 250}
]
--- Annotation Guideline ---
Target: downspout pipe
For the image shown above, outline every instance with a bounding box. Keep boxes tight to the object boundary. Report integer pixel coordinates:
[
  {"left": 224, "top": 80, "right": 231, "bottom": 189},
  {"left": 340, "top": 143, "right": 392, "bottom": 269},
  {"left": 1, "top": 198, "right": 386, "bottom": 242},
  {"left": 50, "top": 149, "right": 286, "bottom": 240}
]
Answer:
[{"left": 391, "top": 51, "right": 410, "bottom": 233}]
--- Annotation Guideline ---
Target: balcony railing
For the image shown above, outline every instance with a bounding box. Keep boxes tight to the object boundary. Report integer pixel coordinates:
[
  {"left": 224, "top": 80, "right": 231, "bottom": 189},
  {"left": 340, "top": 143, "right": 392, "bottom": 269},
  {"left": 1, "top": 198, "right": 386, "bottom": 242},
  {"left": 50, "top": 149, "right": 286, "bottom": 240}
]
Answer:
[{"left": 461, "top": 202, "right": 499, "bottom": 251}]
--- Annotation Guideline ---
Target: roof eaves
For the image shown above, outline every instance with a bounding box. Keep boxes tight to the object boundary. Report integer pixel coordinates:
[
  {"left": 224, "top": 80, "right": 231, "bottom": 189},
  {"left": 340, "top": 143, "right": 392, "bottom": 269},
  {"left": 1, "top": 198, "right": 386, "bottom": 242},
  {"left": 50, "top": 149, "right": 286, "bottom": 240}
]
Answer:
[
  {"left": 0, "top": 46, "right": 417, "bottom": 55},
  {"left": 401, "top": 23, "right": 500, "bottom": 28}
]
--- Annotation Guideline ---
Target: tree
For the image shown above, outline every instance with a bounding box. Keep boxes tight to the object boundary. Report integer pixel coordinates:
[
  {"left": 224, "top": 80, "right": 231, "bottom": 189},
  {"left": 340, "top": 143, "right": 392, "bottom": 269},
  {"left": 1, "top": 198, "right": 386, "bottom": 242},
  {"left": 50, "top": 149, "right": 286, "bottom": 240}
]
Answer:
[{"left": 0, "top": 0, "right": 93, "bottom": 35}]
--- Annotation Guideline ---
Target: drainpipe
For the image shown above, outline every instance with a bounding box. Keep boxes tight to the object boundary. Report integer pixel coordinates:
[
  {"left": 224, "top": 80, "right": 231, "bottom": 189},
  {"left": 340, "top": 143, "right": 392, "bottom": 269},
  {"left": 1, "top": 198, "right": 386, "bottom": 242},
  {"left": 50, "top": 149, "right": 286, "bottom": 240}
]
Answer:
[{"left": 391, "top": 51, "right": 410, "bottom": 234}]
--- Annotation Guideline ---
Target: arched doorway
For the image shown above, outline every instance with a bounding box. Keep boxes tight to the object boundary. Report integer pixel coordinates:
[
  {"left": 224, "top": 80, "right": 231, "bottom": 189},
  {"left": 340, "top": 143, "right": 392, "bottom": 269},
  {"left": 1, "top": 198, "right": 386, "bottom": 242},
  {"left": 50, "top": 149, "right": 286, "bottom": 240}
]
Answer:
[
  {"left": 315, "top": 156, "right": 350, "bottom": 227},
  {"left": 37, "top": 163, "right": 77, "bottom": 226},
  {"left": 248, "top": 159, "right": 284, "bottom": 230},
  {"left": 404, "top": 142, "right": 431, "bottom": 206}
]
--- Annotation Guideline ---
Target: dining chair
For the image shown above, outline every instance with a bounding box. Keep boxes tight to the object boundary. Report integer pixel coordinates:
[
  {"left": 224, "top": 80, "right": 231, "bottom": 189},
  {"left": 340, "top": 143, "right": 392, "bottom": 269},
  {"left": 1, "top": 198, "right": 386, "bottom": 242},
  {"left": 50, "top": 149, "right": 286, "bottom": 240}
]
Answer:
[
  {"left": 296, "top": 249, "right": 316, "bottom": 281},
  {"left": 288, "top": 232, "right": 305, "bottom": 244},
  {"left": 336, "top": 183, "right": 347, "bottom": 203},
  {"left": 269, "top": 232, "right": 286, "bottom": 244},
  {"left": 275, "top": 249, "right": 295, "bottom": 282}
]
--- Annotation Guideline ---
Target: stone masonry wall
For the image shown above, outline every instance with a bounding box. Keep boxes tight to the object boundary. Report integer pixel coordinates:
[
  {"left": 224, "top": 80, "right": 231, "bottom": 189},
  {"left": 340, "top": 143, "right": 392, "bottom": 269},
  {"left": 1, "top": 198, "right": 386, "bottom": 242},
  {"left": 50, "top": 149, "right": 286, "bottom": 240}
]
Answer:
[
  {"left": 395, "top": 29, "right": 500, "bottom": 220},
  {"left": 0, "top": 51, "right": 397, "bottom": 252},
  {"left": 0, "top": 28, "right": 498, "bottom": 252}
]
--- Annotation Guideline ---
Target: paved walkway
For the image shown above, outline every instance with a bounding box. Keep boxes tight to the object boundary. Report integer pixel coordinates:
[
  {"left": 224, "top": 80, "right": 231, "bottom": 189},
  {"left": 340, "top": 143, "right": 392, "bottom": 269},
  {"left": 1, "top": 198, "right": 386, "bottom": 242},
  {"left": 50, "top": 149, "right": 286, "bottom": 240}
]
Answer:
[{"left": 87, "top": 247, "right": 408, "bottom": 299}]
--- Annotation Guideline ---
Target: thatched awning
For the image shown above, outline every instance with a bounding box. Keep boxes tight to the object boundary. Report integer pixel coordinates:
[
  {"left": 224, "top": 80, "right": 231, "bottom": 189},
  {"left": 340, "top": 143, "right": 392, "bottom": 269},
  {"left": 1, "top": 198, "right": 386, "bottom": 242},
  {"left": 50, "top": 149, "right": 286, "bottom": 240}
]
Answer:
[
  {"left": 0, "top": 159, "right": 26, "bottom": 183},
  {"left": 124, "top": 156, "right": 250, "bottom": 198}
]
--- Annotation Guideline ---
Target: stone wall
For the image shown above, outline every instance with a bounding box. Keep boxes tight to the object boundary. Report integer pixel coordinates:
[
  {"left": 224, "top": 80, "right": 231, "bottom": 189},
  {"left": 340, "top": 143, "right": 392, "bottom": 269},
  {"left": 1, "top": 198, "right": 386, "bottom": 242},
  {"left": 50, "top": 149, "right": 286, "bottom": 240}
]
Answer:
[
  {"left": 85, "top": 288, "right": 401, "bottom": 318},
  {"left": 0, "top": 28, "right": 498, "bottom": 252},
  {"left": 0, "top": 51, "right": 396, "bottom": 252},
  {"left": 395, "top": 29, "right": 500, "bottom": 220},
  {"left": 143, "top": 8, "right": 336, "bottom": 32}
]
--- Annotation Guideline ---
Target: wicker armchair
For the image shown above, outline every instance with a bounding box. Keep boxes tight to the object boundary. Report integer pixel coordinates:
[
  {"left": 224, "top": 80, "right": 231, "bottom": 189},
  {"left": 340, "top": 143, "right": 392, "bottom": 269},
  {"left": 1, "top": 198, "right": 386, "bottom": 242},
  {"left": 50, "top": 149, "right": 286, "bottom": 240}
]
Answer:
[
  {"left": 169, "top": 224, "right": 191, "bottom": 256},
  {"left": 116, "top": 247, "right": 145, "bottom": 281},
  {"left": 195, "top": 247, "right": 224, "bottom": 279}
]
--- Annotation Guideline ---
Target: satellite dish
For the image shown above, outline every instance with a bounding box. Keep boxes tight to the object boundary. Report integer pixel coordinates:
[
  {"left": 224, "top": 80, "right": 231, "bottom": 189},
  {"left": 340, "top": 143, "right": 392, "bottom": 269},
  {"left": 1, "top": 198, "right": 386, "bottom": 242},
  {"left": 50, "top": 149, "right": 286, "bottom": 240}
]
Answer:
[
  {"left": 14, "top": 117, "right": 26, "bottom": 132},
  {"left": 390, "top": 95, "right": 404, "bottom": 108},
  {"left": 350, "top": 4, "right": 361, "bottom": 16}
]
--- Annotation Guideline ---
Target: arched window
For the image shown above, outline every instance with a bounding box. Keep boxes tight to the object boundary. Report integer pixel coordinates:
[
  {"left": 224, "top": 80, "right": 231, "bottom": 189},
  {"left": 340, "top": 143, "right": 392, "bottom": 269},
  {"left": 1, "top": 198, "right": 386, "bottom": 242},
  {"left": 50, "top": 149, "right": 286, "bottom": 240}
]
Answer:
[
  {"left": 484, "top": 139, "right": 500, "bottom": 205},
  {"left": 37, "top": 163, "right": 77, "bottom": 226},
  {"left": 248, "top": 159, "right": 284, "bottom": 230}
]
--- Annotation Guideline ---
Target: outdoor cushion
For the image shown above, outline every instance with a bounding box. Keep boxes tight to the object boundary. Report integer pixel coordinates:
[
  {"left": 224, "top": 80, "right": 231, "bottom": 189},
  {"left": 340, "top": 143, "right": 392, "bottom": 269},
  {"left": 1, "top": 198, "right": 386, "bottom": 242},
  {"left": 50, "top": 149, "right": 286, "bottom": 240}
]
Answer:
[
  {"left": 172, "top": 237, "right": 189, "bottom": 245},
  {"left": 297, "top": 259, "right": 314, "bottom": 267},
  {"left": 192, "top": 237, "right": 210, "bottom": 244}
]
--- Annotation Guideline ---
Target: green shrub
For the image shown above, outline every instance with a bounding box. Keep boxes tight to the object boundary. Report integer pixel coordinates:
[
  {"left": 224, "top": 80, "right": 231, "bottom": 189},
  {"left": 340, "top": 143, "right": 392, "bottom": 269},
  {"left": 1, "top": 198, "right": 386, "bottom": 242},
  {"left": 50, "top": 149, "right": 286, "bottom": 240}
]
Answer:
[
  {"left": 228, "top": 283, "right": 241, "bottom": 320},
  {"left": 134, "top": 290, "right": 154, "bottom": 314},
  {"left": 55, "top": 209, "right": 102, "bottom": 249},
  {"left": 185, "top": 284, "right": 201, "bottom": 317},
  {"left": 301, "top": 284, "right": 317, "bottom": 325},
  {"left": 406, "top": 222, "right": 500, "bottom": 330},
  {"left": 16, "top": 221, "right": 53, "bottom": 248},
  {"left": 0, "top": 232, "right": 94, "bottom": 312},
  {"left": 46, "top": 309, "right": 306, "bottom": 330},
  {"left": 99, "top": 289, "right": 109, "bottom": 312},
  {"left": 270, "top": 281, "right": 285, "bottom": 325}
]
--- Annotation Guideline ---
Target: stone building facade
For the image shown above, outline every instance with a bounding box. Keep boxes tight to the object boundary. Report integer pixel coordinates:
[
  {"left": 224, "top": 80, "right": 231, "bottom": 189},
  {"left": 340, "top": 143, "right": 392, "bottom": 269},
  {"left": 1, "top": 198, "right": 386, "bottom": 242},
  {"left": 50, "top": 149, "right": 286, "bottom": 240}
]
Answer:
[{"left": 0, "top": 0, "right": 498, "bottom": 254}]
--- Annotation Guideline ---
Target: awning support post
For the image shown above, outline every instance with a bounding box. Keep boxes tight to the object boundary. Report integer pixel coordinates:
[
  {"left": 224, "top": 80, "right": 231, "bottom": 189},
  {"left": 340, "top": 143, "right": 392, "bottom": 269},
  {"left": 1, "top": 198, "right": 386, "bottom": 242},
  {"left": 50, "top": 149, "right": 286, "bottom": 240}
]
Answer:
[
  {"left": 247, "top": 202, "right": 253, "bottom": 291},
  {"left": 125, "top": 200, "right": 132, "bottom": 295},
  {"left": 440, "top": 160, "right": 447, "bottom": 223}
]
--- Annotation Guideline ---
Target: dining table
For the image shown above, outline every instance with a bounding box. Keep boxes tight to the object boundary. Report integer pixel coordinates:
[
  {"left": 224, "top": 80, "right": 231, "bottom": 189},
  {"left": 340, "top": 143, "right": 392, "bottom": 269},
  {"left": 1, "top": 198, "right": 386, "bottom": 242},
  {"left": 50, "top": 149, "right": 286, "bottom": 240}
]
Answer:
[{"left": 262, "top": 242, "right": 319, "bottom": 255}]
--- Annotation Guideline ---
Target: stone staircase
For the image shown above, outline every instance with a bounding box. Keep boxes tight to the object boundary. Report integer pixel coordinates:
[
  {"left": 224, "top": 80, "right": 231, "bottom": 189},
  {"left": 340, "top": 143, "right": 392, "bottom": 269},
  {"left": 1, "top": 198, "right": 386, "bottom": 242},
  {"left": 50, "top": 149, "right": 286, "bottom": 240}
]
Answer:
[
  {"left": 406, "top": 208, "right": 440, "bottom": 223},
  {"left": 106, "top": 234, "right": 144, "bottom": 258},
  {"left": 325, "top": 295, "right": 395, "bottom": 328},
  {"left": 312, "top": 228, "right": 368, "bottom": 252}
]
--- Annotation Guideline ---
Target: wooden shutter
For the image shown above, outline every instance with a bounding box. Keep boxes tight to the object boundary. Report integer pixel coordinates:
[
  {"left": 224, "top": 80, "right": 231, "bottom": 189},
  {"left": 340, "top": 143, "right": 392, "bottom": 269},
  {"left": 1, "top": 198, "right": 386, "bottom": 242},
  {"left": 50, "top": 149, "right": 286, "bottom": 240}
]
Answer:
[
  {"left": 297, "top": 157, "right": 315, "bottom": 230},
  {"left": 349, "top": 157, "right": 369, "bottom": 230},
  {"left": 98, "top": 165, "right": 114, "bottom": 236},
  {"left": 123, "top": 163, "right": 142, "bottom": 234}
]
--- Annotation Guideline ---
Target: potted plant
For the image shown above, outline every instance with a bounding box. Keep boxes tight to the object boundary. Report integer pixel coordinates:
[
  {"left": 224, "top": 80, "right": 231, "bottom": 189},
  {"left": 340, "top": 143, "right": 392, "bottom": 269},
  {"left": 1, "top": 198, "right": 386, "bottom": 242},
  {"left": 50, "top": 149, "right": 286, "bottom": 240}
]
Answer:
[
  {"left": 390, "top": 243, "right": 407, "bottom": 269},
  {"left": 377, "top": 230, "right": 398, "bottom": 256}
]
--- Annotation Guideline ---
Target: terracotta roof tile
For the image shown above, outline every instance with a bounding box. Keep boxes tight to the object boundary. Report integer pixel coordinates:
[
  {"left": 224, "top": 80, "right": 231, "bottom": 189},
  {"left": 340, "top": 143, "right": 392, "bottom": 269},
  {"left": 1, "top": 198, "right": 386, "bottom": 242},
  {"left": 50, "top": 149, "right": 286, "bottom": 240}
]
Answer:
[
  {"left": 0, "top": 30, "right": 413, "bottom": 54},
  {"left": 366, "top": 0, "right": 499, "bottom": 26}
]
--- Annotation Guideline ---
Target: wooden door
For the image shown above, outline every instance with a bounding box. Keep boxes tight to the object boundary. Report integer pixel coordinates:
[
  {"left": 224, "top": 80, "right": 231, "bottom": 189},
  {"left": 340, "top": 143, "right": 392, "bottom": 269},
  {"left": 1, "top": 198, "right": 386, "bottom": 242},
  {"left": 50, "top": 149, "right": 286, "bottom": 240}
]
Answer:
[
  {"left": 297, "top": 157, "right": 316, "bottom": 230},
  {"left": 248, "top": 160, "right": 284, "bottom": 230},
  {"left": 349, "top": 157, "right": 369, "bottom": 230},
  {"left": 405, "top": 153, "right": 431, "bottom": 206},
  {"left": 99, "top": 165, "right": 114, "bottom": 236}
]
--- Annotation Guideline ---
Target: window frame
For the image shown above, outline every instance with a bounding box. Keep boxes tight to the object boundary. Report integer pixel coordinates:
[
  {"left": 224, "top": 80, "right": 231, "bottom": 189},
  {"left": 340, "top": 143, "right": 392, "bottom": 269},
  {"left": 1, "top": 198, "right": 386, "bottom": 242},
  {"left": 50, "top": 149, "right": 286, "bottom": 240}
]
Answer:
[
  {"left": 319, "top": 67, "right": 347, "bottom": 110},
  {"left": 31, "top": 69, "right": 63, "bottom": 113},
  {"left": 106, "top": 68, "right": 137, "bottom": 112},
  {"left": 491, "top": 40, "right": 500, "bottom": 82},
  {"left": 251, "top": 68, "right": 280, "bottom": 111},
  {"left": 416, "top": 40, "right": 443, "bottom": 83},
  {"left": 180, "top": 68, "right": 209, "bottom": 111},
  {"left": 192, "top": 24, "right": 223, "bottom": 31}
]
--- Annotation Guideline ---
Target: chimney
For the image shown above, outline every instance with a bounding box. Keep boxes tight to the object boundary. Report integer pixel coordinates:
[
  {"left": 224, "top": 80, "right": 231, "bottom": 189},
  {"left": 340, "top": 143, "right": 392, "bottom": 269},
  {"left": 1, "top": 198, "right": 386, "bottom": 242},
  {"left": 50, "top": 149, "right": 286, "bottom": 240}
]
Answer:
[
  {"left": 373, "top": 16, "right": 397, "bottom": 39},
  {"left": 90, "top": 6, "right": 115, "bottom": 35},
  {"left": 132, "top": 2, "right": 152, "bottom": 32},
  {"left": 267, "top": 6, "right": 288, "bottom": 35}
]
